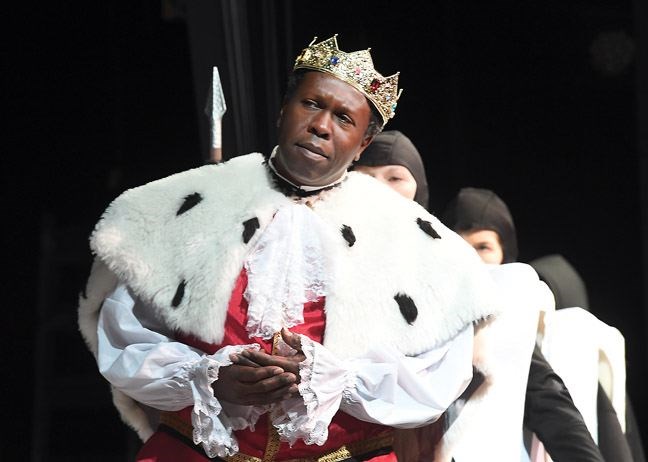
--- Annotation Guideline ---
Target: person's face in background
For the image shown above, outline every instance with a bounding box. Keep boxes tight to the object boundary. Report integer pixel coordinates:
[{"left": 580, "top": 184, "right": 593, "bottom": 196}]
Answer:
[
  {"left": 275, "top": 72, "right": 374, "bottom": 187},
  {"left": 354, "top": 164, "right": 417, "bottom": 200},
  {"left": 459, "top": 229, "right": 504, "bottom": 265}
]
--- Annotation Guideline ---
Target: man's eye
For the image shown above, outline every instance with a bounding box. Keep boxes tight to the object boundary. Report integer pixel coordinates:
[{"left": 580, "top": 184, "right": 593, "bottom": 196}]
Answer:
[
  {"left": 303, "top": 100, "right": 318, "bottom": 108},
  {"left": 388, "top": 177, "right": 402, "bottom": 182},
  {"left": 337, "top": 114, "right": 352, "bottom": 124}
]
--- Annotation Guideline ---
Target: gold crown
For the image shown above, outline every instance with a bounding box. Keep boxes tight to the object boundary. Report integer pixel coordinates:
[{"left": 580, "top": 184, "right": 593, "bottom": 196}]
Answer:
[{"left": 293, "top": 35, "right": 402, "bottom": 126}]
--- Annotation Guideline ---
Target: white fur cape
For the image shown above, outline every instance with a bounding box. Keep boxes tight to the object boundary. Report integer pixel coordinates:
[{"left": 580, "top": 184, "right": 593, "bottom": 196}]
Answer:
[
  {"left": 80, "top": 152, "right": 500, "bottom": 358},
  {"left": 78, "top": 152, "right": 503, "bottom": 439}
]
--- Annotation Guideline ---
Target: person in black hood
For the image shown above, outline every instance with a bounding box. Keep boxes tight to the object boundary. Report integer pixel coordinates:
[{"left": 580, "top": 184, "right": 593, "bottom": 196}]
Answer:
[
  {"left": 529, "top": 254, "right": 590, "bottom": 311},
  {"left": 353, "top": 129, "right": 429, "bottom": 210},
  {"left": 443, "top": 187, "right": 642, "bottom": 462},
  {"left": 441, "top": 187, "right": 518, "bottom": 264},
  {"left": 529, "top": 254, "right": 645, "bottom": 462},
  {"left": 357, "top": 131, "right": 605, "bottom": 462}
]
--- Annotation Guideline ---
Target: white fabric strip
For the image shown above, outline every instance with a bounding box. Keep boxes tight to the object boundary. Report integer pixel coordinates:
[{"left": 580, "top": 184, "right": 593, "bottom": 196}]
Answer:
[{"left": 244, "top": 203, "right": 333, "bottom": 339}]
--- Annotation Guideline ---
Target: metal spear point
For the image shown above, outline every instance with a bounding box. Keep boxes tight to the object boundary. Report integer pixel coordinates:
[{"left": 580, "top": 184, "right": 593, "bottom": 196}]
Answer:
[{"left": 204, "top": 66, "right": 227, "bottom": 163}]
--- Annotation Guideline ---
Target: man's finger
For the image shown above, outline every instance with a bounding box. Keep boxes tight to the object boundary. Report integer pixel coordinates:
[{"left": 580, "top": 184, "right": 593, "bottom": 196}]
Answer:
[
  {"left": 281, "top": 327, "right": 302, "bottom": 351},
  {"left": 230, "top": 353, "right": 262, "bottom": 368},
  {"left": 231, "top": 364, "right": 284, "bottom": 382},
  {"left": 240, "top": 372, "right": 297, "bottom": 393},
  {"left": 242, "top": 350, "right": 295, "bottom": 370},
  {"left": 242, "top": 383, "right": 300, "bottom": 405}
]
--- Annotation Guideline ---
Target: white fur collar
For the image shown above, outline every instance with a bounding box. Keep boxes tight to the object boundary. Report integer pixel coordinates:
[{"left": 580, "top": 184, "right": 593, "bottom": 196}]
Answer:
[{"left": 85, "top": 153, "right": 501, "bottom": 359}]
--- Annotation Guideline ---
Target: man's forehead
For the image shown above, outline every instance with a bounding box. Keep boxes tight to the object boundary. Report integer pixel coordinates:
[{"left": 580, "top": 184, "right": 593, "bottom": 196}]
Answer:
[{"left": 295, "top": 71, "right": 371, "bottom": 111}]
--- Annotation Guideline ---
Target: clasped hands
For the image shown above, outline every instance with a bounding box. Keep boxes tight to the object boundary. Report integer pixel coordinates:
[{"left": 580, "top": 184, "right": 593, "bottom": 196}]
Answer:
[{"left": 212, "top": 328, "right": 305, "bottom": 406}]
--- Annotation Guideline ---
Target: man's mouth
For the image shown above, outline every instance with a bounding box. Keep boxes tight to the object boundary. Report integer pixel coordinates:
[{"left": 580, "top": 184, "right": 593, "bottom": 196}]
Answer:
[{"left": 297, "top": 142, "right": 328, "bottom": 159}]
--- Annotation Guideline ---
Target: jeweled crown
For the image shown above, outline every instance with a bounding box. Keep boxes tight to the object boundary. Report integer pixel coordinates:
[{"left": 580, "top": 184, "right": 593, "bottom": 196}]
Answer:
[{"left": 293, "top": 35, "right": 402, "bottom": 126}]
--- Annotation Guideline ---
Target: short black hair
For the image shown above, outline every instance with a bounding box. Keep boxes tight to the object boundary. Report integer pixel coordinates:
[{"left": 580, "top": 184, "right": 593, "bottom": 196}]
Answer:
[{"left": 283, "top": 70, "right": 383, "bottom": 138}]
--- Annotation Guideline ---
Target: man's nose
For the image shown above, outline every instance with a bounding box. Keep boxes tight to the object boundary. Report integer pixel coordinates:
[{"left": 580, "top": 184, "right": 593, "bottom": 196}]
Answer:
[{"left": 308, "top": 111, "right": 331, "bottom": 139}]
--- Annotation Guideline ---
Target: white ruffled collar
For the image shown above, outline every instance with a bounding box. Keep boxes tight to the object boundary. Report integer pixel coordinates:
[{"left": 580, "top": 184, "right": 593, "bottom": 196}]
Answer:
[{"left": 243, "top": 203, "right": 334, "bottom": 339}]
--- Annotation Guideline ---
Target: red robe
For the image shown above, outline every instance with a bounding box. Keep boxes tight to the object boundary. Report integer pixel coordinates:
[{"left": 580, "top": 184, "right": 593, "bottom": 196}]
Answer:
[{"left": 136, "top": 268, "right": 396, "bottom": 461}]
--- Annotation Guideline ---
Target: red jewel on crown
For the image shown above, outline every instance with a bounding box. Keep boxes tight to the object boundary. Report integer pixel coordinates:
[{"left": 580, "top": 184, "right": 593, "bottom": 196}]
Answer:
[{"left": 369, "top": 78, "right": 381, "bottom": 93}]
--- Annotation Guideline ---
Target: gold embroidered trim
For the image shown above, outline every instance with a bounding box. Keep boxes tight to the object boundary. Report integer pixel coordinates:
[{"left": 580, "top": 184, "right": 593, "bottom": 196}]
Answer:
[
  {"left": 159, "top": 411, "right": 195, "bottom": 439},
  {"left": 262, "top": 332, "right": 283, "bottom": 461},
  {"left": 272, "top": 331, "right": 282, "bottom": 352},
  {"left": 223, "top": 453, "right": 263, "bottom": 462},
  {"left": 159, "top": 411, "right": 393, "bottom": 462},
  {"left": 261, "top": 411, "right": 282, "bottom": 461},
  {"left": 226, "top": 433, "right": 394, "bottom": 462}
]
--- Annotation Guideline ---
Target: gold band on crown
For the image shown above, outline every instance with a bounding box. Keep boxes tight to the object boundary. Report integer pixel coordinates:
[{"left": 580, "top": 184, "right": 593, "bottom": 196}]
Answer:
[{"left": 293, "top": 35, "right": 402, "bottom": 126}]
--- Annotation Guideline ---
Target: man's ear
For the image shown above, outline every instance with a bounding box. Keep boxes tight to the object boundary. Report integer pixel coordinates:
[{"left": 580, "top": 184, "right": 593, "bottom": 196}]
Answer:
[
  {"left": 354, "top": 134, "right": 375, "bottom": 161},
  {"left": 276, "top": 107, "right": 284, "bottom": 128}
]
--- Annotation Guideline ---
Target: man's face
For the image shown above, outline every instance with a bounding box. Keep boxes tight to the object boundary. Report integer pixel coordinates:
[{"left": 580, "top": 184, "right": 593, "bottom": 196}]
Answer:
[
  {"left": 354, "top": 164, "right": 417, "bottom": 201},
  {"left": 275, "top": 72, "right": 374, "bottom": 187},
  {"left": 460, "top": 229, "right": 504, "bottom": 265}
]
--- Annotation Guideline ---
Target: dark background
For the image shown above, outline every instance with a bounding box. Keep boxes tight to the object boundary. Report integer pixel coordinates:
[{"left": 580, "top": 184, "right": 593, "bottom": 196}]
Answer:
[{"left": 6, "top": 0, "right": 647, "bottom": 460}]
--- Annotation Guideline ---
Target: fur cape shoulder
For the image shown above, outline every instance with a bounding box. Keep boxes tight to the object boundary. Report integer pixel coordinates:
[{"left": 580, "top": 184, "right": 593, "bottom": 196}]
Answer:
[{"left": 81, "top": 152, "right": 503, "bottom": 359}]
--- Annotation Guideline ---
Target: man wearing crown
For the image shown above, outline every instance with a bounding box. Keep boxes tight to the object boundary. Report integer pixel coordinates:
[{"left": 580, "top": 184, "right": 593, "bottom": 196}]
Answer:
[{"left": 78, "top": 36, "right": 545, "bottom": 461}]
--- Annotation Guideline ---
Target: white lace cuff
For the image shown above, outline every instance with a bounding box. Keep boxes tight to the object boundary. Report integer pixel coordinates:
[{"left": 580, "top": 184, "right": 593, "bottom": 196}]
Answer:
[
  {"left": 185, "top": 344, "right": 261, "bottom": 458},
  {"left": 274, "top": 335, "right": 354, "bottom": 446}
]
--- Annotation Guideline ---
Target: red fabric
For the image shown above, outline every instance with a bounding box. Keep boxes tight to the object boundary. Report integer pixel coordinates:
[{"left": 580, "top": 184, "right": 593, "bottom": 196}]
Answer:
[
  {"left": 137, "top": 268, "right": 394, "bottom": 461},
  {"left": 136, "top": 431, "right": 209, "bottom": 462},
  {"left": 183, "top": 269, "right": 326, "bottom": 356}
]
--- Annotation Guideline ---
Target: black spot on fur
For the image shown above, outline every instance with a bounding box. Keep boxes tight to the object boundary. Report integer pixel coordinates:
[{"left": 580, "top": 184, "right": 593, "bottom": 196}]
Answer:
[
  {"left": 341, "top": 224, "right": 356, "bottom": 247},
  {"left": 172, "top": 280, "right": 186, "bottom": 308},
  {"left": 176, "top": 192, "right": 203, "bottom": 216},
  {"left": 394, "top": 293, "right": 419, "bottom": 325},
  {"left": 242, "top": 217, "right": 260, "bottom": 244},
  {"left": 443, "top": 367, "right": 485, "bottom": 429},
  {"left": 417, "top": 218, "right": 441, "bottom": 239}
]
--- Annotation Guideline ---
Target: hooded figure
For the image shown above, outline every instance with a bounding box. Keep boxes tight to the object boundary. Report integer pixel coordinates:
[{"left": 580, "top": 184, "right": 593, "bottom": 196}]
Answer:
[
  {"left": 442, "top": 187, "right": 518, "bottom": 264},
  {"left": 529, "top": 253, "right": 590, "bottom": 311},
  {"left": 439, "top": 185, "right": 609, "bottom": 461},
  {"left": 354, "top": 133, "right": 601, "bottom": 461},
  {"left": 529, "top": 254, "right": 645, "bottom": 462},
  {"left": 353, "top": 130, "right": 429, "bottom": 210},
  {"left": 443, "top": 186, "right": 639, "bottom": 462}
]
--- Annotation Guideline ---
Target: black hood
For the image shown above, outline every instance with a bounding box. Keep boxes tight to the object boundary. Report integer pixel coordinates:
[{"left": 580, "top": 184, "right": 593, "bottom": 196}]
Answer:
[
  {"left": 529, "top": 254, "right": 589, "bottom": 310},
  {"left": 442, "top": 187, "right": 518, "bottom": 263},
  {"left": 354, "top": 130, "right": 429, "bottom": 210}
]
